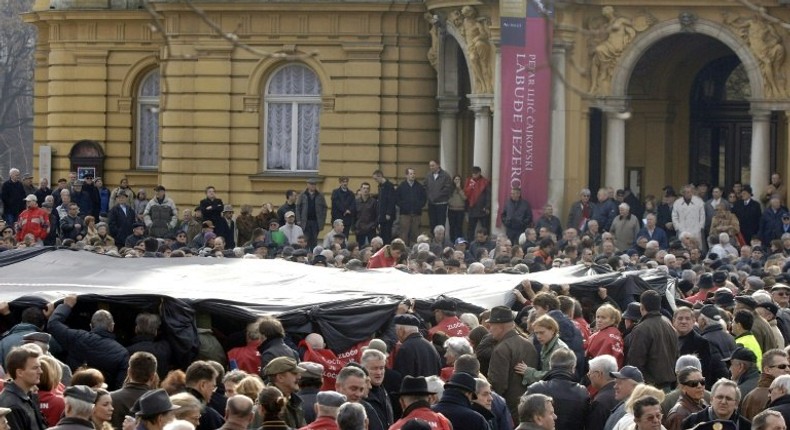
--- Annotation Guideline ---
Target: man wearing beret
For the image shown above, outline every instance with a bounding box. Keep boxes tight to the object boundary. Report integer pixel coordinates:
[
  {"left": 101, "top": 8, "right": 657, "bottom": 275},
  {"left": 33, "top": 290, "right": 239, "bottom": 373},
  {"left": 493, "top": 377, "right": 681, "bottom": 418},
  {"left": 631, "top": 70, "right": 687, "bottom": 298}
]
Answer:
[
  {"left": 428, "top": 299, "right": 470, "bottom": 340},
  {"left": 48, "top": 385, "right": 97, "bottom": 429},
  {"left": 487, "top": 305, "right": 538, "bottom": 422},
  {"left": 392, "top": 314, "right": 441, "bottom": 378}
]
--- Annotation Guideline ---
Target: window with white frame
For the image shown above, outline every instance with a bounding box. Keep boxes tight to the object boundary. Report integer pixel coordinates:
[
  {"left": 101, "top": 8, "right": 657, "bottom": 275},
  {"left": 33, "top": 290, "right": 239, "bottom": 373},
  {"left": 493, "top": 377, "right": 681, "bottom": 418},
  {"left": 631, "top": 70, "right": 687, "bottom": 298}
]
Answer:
[
  {"left": 264, "top": 64, "right": 321, "bottom": 172},
  {"left": 136, "top": 69, "right": 160, "bottom": 169}
]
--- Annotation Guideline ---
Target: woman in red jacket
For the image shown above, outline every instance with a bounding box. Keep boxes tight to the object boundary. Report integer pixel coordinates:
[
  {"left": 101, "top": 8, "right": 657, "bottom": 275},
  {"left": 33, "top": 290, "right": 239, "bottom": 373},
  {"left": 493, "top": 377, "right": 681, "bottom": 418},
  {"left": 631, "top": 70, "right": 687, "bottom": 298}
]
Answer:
[
  {"left": 367, "top": 240, "right": 407, "bottom": 269},
  {"left": 586, "top": 303, "right": 625, "bottom": 367}
]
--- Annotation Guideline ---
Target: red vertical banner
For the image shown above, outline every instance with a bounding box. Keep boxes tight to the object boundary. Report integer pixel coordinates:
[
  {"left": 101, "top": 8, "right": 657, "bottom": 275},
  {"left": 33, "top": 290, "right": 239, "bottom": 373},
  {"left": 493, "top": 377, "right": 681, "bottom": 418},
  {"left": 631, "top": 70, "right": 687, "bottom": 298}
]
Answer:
[{"left": 498, "top": 0, "right": 553, "bottom": 224}]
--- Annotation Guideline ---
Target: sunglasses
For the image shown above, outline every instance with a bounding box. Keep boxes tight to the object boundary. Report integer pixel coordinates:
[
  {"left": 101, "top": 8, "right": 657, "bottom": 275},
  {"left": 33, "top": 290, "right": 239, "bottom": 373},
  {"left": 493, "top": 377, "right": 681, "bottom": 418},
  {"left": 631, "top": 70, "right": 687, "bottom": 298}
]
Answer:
[
  {"left": 771, "top": 364, "right": 790, "bottom": 370},
  {"left": 682, "top": 379, "right": 705, "bottom": 388}
]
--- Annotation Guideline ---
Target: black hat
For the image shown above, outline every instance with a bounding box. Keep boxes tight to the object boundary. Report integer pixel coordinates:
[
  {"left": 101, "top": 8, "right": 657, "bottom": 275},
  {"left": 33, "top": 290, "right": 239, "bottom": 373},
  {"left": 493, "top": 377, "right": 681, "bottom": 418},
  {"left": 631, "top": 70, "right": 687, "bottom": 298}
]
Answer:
[
  {"left": 675, "top": 298, "right": 693, "bottom": 309},
  {"left": 402, "top": 419, "right": 433, "bottom": 430},
  {"left": 444, "top": 372, "right": 477, "bottom": 396},
  {"left": 698, "top": 274, "right": 713, "bottom": 289},
  {"left": 622, "top": 302, "right": 642, "bottom": 321},
  {"left": 700, "top": 304, "right": 722, "bottom": 321},
  {"left": 743, "top": 185, "right": 753, "bottom": 195},
  {"left": 756, "top": 301, "right": 779, "bottom": 316},
  {"left": 713, "top": 271, "right": 728, "bottom": 285},
  {"left": 396, "top": 376, "right": 436, "bottom": 395},
  {"left": 311, "top": 255, "right": 328, "bottom": 266},
  {"left": 677, "top": 279, "right": 694, "bottom": 294},
  {"left": 134, "top": 389, "right": 180, "bottom": 417},
  {"left": 487, "top": 306, "right": 514, "bottom": 324},
  {"left": 722, "top": 346, "right": 757, "bottom": 363},
  {"left": 689, "top": 420, "right": 737, "bottom": 430},
  {"left": 64, "top": 385, "right": 97, "bottom": 403},
  {"left": 431, "top": 298, "right": 456, "bottom": 312},
  {"left": 713, "top": 288, "right": 734, "bottom": 305},
  {"left": 609, "top": 365, "right": 644, "bottom": 383},
  {"left": 752, "top": 246, "right": 765, "bottom": 254},
  {"left": 734, "top": 295, "right": 757, "bottom": 309},
  {"left": 132, "top": 222, "right": 145, "bottom": 229},
  {"left": 393, "top": 314, "right": 420, "bottom": 327}
]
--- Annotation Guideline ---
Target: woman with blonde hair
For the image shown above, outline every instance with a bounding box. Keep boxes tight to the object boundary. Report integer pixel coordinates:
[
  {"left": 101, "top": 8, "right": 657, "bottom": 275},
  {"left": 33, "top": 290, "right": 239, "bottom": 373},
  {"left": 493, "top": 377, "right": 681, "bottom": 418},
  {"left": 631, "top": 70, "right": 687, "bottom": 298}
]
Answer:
[
  {"left": 37, "top": 355, "right": 65, "bottom": 427},
  {"left": 235, "top": 375, "right": 265, "bottom": 402},
  {"left": 586, "top": 304, "right": 625, "bottom": 367},
  {"left": 515, "top": 314, "right": 568, "bottom": 385},
  {"left": 169, "top": 392, "right": 202, "bottom": 429},
  {"left": 612, "top": 383, "right": 667, "bottom": 430}
]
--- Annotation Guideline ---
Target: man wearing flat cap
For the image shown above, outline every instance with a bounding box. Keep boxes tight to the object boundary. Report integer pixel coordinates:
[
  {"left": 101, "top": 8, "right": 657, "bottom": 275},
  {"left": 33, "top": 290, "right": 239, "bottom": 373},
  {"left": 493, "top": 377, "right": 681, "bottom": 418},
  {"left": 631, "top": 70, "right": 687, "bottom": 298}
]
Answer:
[
  {"left": 393, "top": 314, "right": 441, "bottom": 378},
  {"left": 48, "top": 385, "right": 97, "bottom": 429},
  {"left": 264, "top": 356, "right": 307, "bottom": 428},
  {"left": 432, "top": 372, "right": 489, "bottom": 430},
  {"left": 428, "top": 298, "right": 470, "bottom": 340},
  {"left": 698, "top": 305, "right": 738, "bottom": 376},
  {"left": 299, "top": 390, "right": 346, "bottom": 430},
  {"left": 486, "top": 305, "right": 538, "bottom": 422},
  {"left": 389, "top": 376, "right": 451, "bottom": 430}
]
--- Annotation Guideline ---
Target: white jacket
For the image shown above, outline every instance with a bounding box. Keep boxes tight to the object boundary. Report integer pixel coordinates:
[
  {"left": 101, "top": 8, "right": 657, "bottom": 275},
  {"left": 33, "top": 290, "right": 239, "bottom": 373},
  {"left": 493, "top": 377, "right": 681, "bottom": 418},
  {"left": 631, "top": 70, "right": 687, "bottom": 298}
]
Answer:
[{"left": 672, "top": 196, "right": 706, "bottom": 238}]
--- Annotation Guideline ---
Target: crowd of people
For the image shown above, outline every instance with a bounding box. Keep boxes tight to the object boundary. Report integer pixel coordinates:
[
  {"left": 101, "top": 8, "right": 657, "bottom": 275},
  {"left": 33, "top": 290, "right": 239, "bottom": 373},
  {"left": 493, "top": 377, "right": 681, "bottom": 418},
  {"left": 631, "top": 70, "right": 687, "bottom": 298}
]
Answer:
[{"left": 4, "top": 165, "right": 790, "bottom": 430}]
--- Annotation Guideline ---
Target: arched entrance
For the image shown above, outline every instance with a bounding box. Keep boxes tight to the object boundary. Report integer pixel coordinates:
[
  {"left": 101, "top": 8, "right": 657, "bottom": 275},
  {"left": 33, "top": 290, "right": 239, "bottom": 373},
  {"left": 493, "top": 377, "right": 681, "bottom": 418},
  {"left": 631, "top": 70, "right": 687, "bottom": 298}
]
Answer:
[{"left": 594, "top": 18, "right": 780, "bottom": 199}]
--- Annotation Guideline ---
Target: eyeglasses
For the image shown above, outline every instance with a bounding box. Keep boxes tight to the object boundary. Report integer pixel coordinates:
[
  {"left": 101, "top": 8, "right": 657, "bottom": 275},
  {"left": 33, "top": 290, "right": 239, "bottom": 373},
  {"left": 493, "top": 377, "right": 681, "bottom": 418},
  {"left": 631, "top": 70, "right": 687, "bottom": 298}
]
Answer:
[
  {"left": 682, "top": 379, "right": 705, "bottom": 388},
  {"left": 714, "top": 394, "right": 737, "bottom": 403},
  {"left": 770, "top": 363, "right": 790, "bottom": 370}
]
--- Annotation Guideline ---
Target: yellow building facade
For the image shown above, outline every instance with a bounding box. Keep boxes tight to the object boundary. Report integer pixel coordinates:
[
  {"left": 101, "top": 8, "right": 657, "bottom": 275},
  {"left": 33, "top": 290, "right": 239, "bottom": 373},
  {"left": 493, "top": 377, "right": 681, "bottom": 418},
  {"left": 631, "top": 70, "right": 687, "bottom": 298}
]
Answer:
[{"left": 24, "top": 0, "right": 790, "bottom": 224}]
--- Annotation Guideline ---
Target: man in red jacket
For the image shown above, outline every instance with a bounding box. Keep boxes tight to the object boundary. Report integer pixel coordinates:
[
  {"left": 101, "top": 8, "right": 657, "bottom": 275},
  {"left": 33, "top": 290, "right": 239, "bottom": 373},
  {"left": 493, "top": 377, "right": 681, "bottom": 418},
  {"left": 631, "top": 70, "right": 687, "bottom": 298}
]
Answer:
[
  {"left": 389, "top": 376, "right": 451, "bottom": 430},
  {"left": 16, "top": 194, "right": 49, "bottom": 244}
]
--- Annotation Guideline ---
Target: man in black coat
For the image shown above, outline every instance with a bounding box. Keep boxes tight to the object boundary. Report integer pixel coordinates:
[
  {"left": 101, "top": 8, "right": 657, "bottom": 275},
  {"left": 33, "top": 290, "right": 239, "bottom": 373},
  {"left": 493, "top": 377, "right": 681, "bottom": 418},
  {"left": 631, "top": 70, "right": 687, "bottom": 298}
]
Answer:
[
  {"left": 0, "top": 347, "right": 46, "bottom": 430},
  {"left": 681, "top": 379, "right": 751, "bottom": 430},
  {"left": 392, "top": 314, "right": 441, "bottom": 378},
  {"left": 732, "top": 185, "right": 763, "bottom": 243},
  {"left": 107, "top": 192, "right": 136, "bottom": 243},
  {"left": 674, "top": 307, "right": 729, "bottom": 389},
  {"left": 526, "top": 348, "right": 589, "bottom": 430},
  {"left": 47, "top": 295, "right": 129, "bottom": 390},
  {"left": 331, "top": 177, "right": 356, "bottom": 238},
  {"left": 199, "top": 186, "right": 225, "bottom": 236},
  {"left": 432, "top": 372, "right": 489, "bottom": 430},
  {"left": 1, "top": 168, "right": 25, "bottom": 225},
  {"left": 373, "top": 170, "right": 396, "bottom": 244},
  {"left": 257, "top": 316, "right": 299, "bottom": 371},
  {"left": 126, "top": 313, "right": 173, "bottom": 379},
  {"left": 767, "top": 377, "right": 790, "bottom": 427},
  {"left": 184, "top": 361, "right": 226, "bottom": 430}
]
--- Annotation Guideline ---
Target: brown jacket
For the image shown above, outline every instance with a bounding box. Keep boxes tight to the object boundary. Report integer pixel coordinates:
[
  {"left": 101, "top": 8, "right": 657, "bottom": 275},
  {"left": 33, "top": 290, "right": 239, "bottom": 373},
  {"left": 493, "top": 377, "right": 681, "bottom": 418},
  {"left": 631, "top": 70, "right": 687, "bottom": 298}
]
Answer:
[
  {"left": 487, "top": 328, "right": 538, "bottom": 422},
  {"left": 741, "top": 372, "right": 775, "bottom": 420},
  {"left": 664, "top": 392, "right": 706, "bottom": 430}
]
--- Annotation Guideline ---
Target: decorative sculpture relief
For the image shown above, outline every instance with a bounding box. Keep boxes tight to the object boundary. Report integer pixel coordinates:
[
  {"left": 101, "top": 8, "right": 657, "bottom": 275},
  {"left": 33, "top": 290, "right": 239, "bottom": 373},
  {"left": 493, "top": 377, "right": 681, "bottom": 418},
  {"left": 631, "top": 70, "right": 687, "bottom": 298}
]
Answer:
[
  {"left": 447, "top": 5, "right": 494, "bottom": 94},
  {"left": 425, "top": 13, "right": 440, "bottom": 71},
  {"left": 679, "top": 12, "right": 697, "bottom": 33},
  {"left": 725, "top": 13, "right": 787, "bottom": 99},
  {"left": 587, "top": 6, "right": 655, "bottom": 95}
]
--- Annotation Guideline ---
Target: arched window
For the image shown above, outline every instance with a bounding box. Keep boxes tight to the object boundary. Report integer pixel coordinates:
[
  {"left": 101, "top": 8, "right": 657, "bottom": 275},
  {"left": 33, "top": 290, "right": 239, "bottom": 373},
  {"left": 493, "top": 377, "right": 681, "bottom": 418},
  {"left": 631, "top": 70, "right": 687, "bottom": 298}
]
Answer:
[
  {"left": 136, "top": 69, "right": 160, "bottom": 169},
  {"left": 264, "top": 64, "right": 321, "bottom": 172}
]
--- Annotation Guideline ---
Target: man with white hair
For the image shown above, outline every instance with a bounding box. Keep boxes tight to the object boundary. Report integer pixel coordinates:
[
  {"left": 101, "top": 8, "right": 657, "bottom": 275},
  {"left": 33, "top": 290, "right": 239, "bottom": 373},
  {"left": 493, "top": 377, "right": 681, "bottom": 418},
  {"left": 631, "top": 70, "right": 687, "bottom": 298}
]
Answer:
[
  {"left": 710, "top": 232, "right": 739, "bottom": 259},
  {"left": 361, "top": 349, "right": 394, "bottom": 428},
  {"left": 227, "top": 320, "right": 264, "bottom": 375},
  {"left": 587, "top": 355, "right": 619, "bottom": 430},
  {"left": 323, "top": 219, "right": 346, "bottom": 248},
  {"left": 768, "top": 375, "right": 790, "bottom": 424},
  {"left": 672, "top": 184, "right": 706, "bottom": 251},
  {"left": 48, "top": 385, "right": 97, "bottom": 429},
  {"left": 467, "top": 262, "right": 485, "bottom": 274},
  {"left": 610, "top": 203, "right": 639, "bottom": 252}
]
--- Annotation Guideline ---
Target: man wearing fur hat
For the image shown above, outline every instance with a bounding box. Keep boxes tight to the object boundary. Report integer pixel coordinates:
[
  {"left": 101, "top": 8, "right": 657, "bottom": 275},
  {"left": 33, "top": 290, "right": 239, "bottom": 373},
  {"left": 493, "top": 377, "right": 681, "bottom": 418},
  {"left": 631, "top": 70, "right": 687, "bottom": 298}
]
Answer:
[{"left": 428, "top": 299, "right": 470, "bottom": 340}]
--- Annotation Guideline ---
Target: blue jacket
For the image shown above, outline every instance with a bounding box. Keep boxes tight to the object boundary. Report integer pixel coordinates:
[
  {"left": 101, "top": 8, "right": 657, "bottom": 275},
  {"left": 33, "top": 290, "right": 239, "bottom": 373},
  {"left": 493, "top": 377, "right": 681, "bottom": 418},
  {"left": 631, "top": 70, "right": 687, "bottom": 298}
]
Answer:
[
  {"left": 0, "top": 323, "right": 63, "bottom": 363},
  {"left": 592, "top": 198, "right": 618, "bottom": 231},
  {"left": 47, "top": 304, "right": 129, "bottom": 390},
  {"left": 636, "top": 226, "right": 669, "bottom": 249},
  {"left": 760, "top": 206, "right": 789, "bottom": 246},
  {"left": 395, "top": 180, "right": 427, "bottom": 216}
]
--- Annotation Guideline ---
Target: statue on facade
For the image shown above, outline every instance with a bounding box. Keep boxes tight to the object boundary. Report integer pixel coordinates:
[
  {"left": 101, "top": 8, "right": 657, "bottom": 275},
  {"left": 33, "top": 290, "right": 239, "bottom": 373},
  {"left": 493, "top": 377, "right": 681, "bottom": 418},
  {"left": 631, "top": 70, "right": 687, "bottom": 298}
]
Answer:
[
  {"left": 725, "top": 14, "right": 787, "bottom": 98},
  {"left": 425, "top": 13, "right": 440, "bottom": 71},
  {"left": 450, "top": 6, "right": 494, "bottom": 94},
  {"left": 588, "top": 6, "right": 654, "bottom": 95}
]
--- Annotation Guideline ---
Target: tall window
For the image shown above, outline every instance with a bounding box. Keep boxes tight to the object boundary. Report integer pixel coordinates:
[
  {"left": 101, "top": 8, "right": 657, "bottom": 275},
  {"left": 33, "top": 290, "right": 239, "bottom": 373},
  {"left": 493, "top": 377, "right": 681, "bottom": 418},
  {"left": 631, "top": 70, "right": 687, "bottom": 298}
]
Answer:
[
  {"left": 264, "top": 64, "right": 321, "bottom": 172},
  {"left": 136, "top": 69, "right": 160, "bottom": 169}
]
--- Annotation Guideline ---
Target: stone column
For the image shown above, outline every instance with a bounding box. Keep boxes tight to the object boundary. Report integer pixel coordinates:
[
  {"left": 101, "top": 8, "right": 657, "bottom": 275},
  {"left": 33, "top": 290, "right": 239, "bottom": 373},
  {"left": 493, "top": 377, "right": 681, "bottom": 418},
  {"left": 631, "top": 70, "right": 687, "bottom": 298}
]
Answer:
[
  {"left": 490, "top": 49, "right": 503, "bottom": 234},
  {"left": 549, "top": 42, "right": 569, "bottom": 215},
  {"left": 438, "top": 96, "right": 460, "bottom": 174},
  {"left": 605, "top": 111, "right": 627, "bottom": 190},
  {"left": 468, "top": 94, "right": 494, "bottom": 177},
  {"left": 750, "top": 109, "right": 771, "bottom": 200}
]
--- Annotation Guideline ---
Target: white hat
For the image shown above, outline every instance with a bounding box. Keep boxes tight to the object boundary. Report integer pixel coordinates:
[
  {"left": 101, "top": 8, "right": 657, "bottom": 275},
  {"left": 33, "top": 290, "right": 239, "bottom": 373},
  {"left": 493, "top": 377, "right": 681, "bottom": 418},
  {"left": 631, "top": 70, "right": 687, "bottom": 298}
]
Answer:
[{"left": 24, "top": 194, "right": 37, "bottom": 202}]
